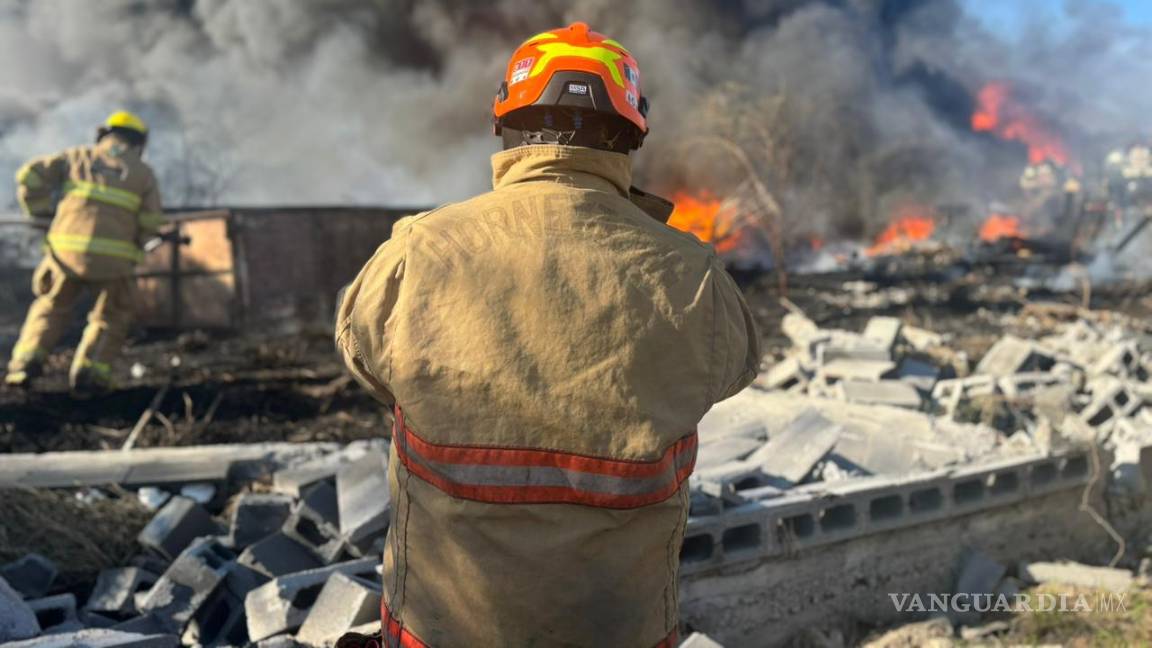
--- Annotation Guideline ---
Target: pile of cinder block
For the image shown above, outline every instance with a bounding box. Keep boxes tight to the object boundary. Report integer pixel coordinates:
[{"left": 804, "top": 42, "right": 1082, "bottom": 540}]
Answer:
[
  {"left": 0, "top": 449, "right": 391, "bottom": 648},
  {"left": 694, "top": 313, "right": 1152, "bottom": 513}
]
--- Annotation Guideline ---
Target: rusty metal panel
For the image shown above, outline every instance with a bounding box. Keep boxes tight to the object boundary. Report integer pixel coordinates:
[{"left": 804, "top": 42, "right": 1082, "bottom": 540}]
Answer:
[
  {"left": 136, "top": 210, "right": 236, "bottom": 329},
  {"left": 230, "top": 207, "right": 419, "bottom": 328}
]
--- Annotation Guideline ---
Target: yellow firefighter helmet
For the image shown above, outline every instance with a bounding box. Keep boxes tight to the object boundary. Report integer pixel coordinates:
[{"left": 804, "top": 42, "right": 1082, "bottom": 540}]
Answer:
[{"left": 103, "top": 111, "right": 148, "bottom": 135}]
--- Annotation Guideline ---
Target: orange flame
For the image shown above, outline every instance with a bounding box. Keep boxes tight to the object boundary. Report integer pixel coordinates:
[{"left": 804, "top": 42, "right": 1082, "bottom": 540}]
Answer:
[
  {"left": 866, "top": 205, "right": 935, "bottom": 256},
  {"left": 668, "top": 191, "right": 738, "bottom": 251},
  {"left": 971, "top": 82, "right": 1070, "bottom": 166},
  {"left": 979, "top": 213, "right": 1024, "bottom": 242}
]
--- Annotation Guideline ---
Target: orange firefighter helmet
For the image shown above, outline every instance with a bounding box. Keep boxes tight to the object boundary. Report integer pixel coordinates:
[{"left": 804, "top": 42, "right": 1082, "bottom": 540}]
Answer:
[{"left": 493, "top": 22, "right": 648, "bottom": 144}]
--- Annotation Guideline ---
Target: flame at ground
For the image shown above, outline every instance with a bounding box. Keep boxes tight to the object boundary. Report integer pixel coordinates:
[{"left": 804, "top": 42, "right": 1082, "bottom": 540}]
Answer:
[
  {"left": 866, "top": 206, "right": 936, "bottom": 256},
  {"left": 980, "top": 213, "right": 1025, "bottom": 242},
  {"left": 667, "top": 191, "right": 740, "bottom": 252},
  {"left": 971, "top": 82, "right": 1070, "bottom": 166}
]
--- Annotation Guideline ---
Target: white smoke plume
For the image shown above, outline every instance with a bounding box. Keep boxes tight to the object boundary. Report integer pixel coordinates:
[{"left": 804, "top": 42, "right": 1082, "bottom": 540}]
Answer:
[{"left": 0, "top": 0, "right": 1150, "bottom": 243}]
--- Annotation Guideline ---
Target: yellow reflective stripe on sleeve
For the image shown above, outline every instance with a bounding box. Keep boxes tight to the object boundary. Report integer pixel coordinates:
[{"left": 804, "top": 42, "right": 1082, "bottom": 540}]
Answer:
[
  {"left": 16, "top": 165, "right": 43, "bottom": 189},
  {"left": 11, "top": 344, "right": 46, "bottom": 362},
  {"left": 47, "top": 233, "right": 143, "bottom": 262},
  {"left": 531, "top": 42, "right": 625, "bottom": 87},
  {"left": 18, "top": 196, "right": 54, "bottom": 214},
  {"left": 63, "top": 180, "right": 143, "bottom": 211},
  {"left": 79, "top": 359, "right": 112, "bottom": 375},
  {"left": 138, "top": 211, "right": 166, "bottom": 229}
]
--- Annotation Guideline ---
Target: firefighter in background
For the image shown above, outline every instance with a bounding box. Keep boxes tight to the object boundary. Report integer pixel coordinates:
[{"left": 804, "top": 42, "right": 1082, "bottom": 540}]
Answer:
[
  {"left": 1121, "top": 142, "right": 1152, "bottom": 208},
  {"left": 5, "top": 111, "right": 165, "bottom": 393},
  {"left": 335, "top": 23, "right": 758, "bottom": 647},
  {"left": 1018, "top": 159, "right": 1079, "bottom": 236}
]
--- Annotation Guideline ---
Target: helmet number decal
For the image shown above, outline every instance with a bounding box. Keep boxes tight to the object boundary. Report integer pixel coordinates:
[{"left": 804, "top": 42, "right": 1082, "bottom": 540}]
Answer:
[{"left": 510, "top": 57, "right": 534, "bottom": 85}]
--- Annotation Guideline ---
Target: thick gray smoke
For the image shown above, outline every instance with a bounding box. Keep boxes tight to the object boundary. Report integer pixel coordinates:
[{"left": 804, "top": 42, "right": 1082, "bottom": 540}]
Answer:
[{"left": 0, "top": 0, "right": 1149, "bottom": 243}]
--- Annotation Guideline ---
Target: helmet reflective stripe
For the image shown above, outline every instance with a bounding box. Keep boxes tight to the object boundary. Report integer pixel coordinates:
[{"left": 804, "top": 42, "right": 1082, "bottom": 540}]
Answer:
[
  {"left": 104, "top": 111, "right": 148, "bottom": 135},
  {"left": 531, "top": 43, "right": 625, "bottom": 87},
  {"left": 520, "top": 31, "right": 558, "bottom": 46}
]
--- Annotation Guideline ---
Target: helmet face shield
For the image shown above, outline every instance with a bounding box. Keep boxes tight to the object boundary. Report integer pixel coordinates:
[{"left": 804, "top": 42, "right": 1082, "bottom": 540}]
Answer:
[{"left": 493, "top": 22, "right": 648, "bottom": 145}]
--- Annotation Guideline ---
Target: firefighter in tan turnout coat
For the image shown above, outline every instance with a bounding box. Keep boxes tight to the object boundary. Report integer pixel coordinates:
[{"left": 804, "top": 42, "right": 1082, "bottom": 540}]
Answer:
[
  {"left": 336, "top": 23, "right": 759, "bottom": 647},
  {"left": 5, "top": 111, "right": 165, "bottom": 392}
]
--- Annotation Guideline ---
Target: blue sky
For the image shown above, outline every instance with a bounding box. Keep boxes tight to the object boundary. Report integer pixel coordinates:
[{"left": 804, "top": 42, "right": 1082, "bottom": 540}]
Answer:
[{"left": 966, "top": 0, "right": 1152, "bottom": 34}]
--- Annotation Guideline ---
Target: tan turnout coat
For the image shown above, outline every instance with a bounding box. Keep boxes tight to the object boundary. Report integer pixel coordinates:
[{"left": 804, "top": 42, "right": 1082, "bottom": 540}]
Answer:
[
  {"left": 16, "top": 135, "right": 164, "bottom": 280},
  {"left": 336, "top": 144, "right": 759, "bottom": 648}
]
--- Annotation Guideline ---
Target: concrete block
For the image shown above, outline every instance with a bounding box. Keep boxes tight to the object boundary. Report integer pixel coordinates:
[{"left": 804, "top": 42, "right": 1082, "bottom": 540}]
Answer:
[
  {"left": 1081, "top": 377, "right": 1144, "bottom": 430},
  {"left": 0, "top": 629, "right": 179, "bottom": 648},
  {"left": 759, "top": 356, "right": 808, "bottom": 391},
  {"left": 1018, "top": 561, "right": 1135, "bottom": 592},
  {"left": 180, "top": 588, "right": 247, "bottom": 647},
  {"left": 818, "top": 359, "right": 896, "bottom": 384},
  {"left": 975, "top": 335, "right": 1054, "bottom": 376},
  {"left": 997, "top": 372, "right": 1066, "bottom": 399},
  {"left": 837, "top": 380, "right": 922, "bottom": 410},
  {"left": 1, "top": 553, "right": 58, "bottom": 599},
  {"left": 230, "top": 493, "right": 294, "bottom": 548},
  {"left": 337, "top": 451, "right": 390, "bottom": 548},
  {"left": 680, "top": 632, "right": 726, "bottom": 647},
  {"left": 746, "top": 409, "right": 841, "bottom": 485},
  {"left": 238, "top": 532, "right": 323, "bottom": 578},
  {"left": 862, "top": 316, "right": 903, "bottom": 351},
  {"left": 894, "top": 357, "right": 940, "bottom": 394},
  {"left": 244, "top": 557, "right": 379, "bottom": 641},
  {"left": 933, "top": 376, "right": 999, "bottom": 414},
  {"left": 137, "top": 496, "right": 220, "bottom": 561},
  {"left": 694, "top": 462, "right": 781, "bottom": 504},
  {"left": 110, "top": 614, "right": 169, "bottom": 635},
  {"left": 137, "top": 538, "right": 234, "bottom": 633},
  {"left": 87, "top": 568, "right": 160, "bottom": 616},
  {"left": 27, "top": 593, "right": 79, "bottom": 632},
  {"left": 0, "top": 575, "right": 41, "bottom": 642},
  {"left": 282, "top": 481, "right": 350, "bottom": 564},
  {"left": 820, "top": 336, "right": 892, "bottom": 364},
  {"left": 950, "top": 550, "right": 1005, "bottom": 625},
  {"left": 295, "top": 573, "right": 383, "bottom": 646},
  {"left": 696, "top": 437, "right": 763, "bottom": 472},
  {"left": 1090, "top": 341, "right": 1145, "bottom": 379},
  {"left": 80, "top": 610, "right": 120, "bottom": 629}
]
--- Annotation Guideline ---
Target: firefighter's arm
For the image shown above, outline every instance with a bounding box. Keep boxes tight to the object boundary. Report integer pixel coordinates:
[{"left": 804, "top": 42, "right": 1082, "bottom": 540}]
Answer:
[
  {"left": 335, "top": 227, "right": 409, "bottom": 406},
  {"left": 710, "top": 258, "right": 761, "bottom": 402},
  {"left": 15, "top": 153, "right": 67, "bottom": 221},
  {"left": 138, "top": 174, "right": 166, "bottom": 236}
]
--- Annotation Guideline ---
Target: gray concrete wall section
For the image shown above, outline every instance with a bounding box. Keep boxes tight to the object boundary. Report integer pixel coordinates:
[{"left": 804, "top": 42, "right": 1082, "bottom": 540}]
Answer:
[{"left": 678, "top": 449, "right": 1121, "bottom": 647}]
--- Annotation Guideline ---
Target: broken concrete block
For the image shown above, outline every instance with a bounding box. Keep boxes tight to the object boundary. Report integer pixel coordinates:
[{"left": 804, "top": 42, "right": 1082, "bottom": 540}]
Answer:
[
  {"left": 679, "top": 632, "right": 726, "bottom": 647},
  {"left": 818, "top": 359, "right": 896, "bottom": 384},
  {"left": 746, "top": 409, "right": 841, "bottom": 485},
  {"left": 759, "top": 355, "right": 809, "bottom": 391},
  {"left": 0, "top": 629, "right": 179, "bottom": 648},
  {"left": 137, "top": 496, "right": 220, "bottom": 561},
  {"left": 693, "top": 461, "right": 779, "bottom": 504},
  {"left": 337, "top": 450, "right": 390, "bottom": 549},
  {"left": 244, "top": 557, "right": 379, "bottom": 641},
  {"left": 894, "top": 357, "right": 941, "bottom": 394},
  {"left": 696, "top": 437, "right": 763, "bottom": 472},
  {"left": 863, "top": 316, "right": 903, "bottom": 351},
  {"left": 180, "top": 587, "right": 247, "bottom": 648},
  {"left": 282, "top": 481, "right": 349, "bottom": 564},
  {"left": 27, "top": 593, "right": 79, "bottom": 632},
  {"left": 933, "top": 375, "right": 999, "bottom": 414},
  {"left": 137, "top": 538, "right": 234, "bottom": 633},
  {"left": 230, "top": 493, "right": 294, "bottom": 548},
  {"left": 86, "top": 568, "right": 160, "bottom": 617},
  {"left": 820, "top": 336, "right": 892, "bottom": 364},
  {"left": 975, "top": 335, "right": 1055, "bottom": 376},
  {"left": 1, "top": 554, "right": 57, "bottom": 599},
  {"left": 295, "top": 573, "right": 383, "bottom": 646},
  {"left": 837, "top": 379, "right": 922, "bottom": 410},
  {"left": 238, "top": 532, "right": 324, "bottom": 578},
  {"left": 1090, "top": 341, "right": 1145, "bottom": 380},
  {"left": 997, "top": 372, "right": 1066, "bottom": 399},
  {"left": 0, "top": 576, "right": 41, "bottom": 642},
  {"left": 1018, "top": 561, "right": 1135, "bottom": 592},
  {"left": 1081, "top": 377, "right": 1144, "bottom": 430},
  {"left": 951, "top": 550, "right": 1006, "bottom": 625}
]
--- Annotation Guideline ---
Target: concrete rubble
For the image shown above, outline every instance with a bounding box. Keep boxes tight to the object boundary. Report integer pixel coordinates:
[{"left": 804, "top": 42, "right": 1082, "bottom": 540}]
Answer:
[{"left": 694, "top": 310, "right": 1152, "bottom": 513}]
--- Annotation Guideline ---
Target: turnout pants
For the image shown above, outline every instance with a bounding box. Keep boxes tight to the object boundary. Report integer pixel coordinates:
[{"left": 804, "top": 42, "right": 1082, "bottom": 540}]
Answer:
[{"left": 7, "top": 256, "right": 135, "bottom": 387}]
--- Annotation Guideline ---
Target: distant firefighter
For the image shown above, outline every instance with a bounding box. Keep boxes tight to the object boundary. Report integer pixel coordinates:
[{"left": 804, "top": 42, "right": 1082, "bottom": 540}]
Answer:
[
  {"left": 1122, "top": 143, "right": 1152, "bottom": 204},
  {"left": 5, "top": 111, "right": 165, "bottom": 393}
]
